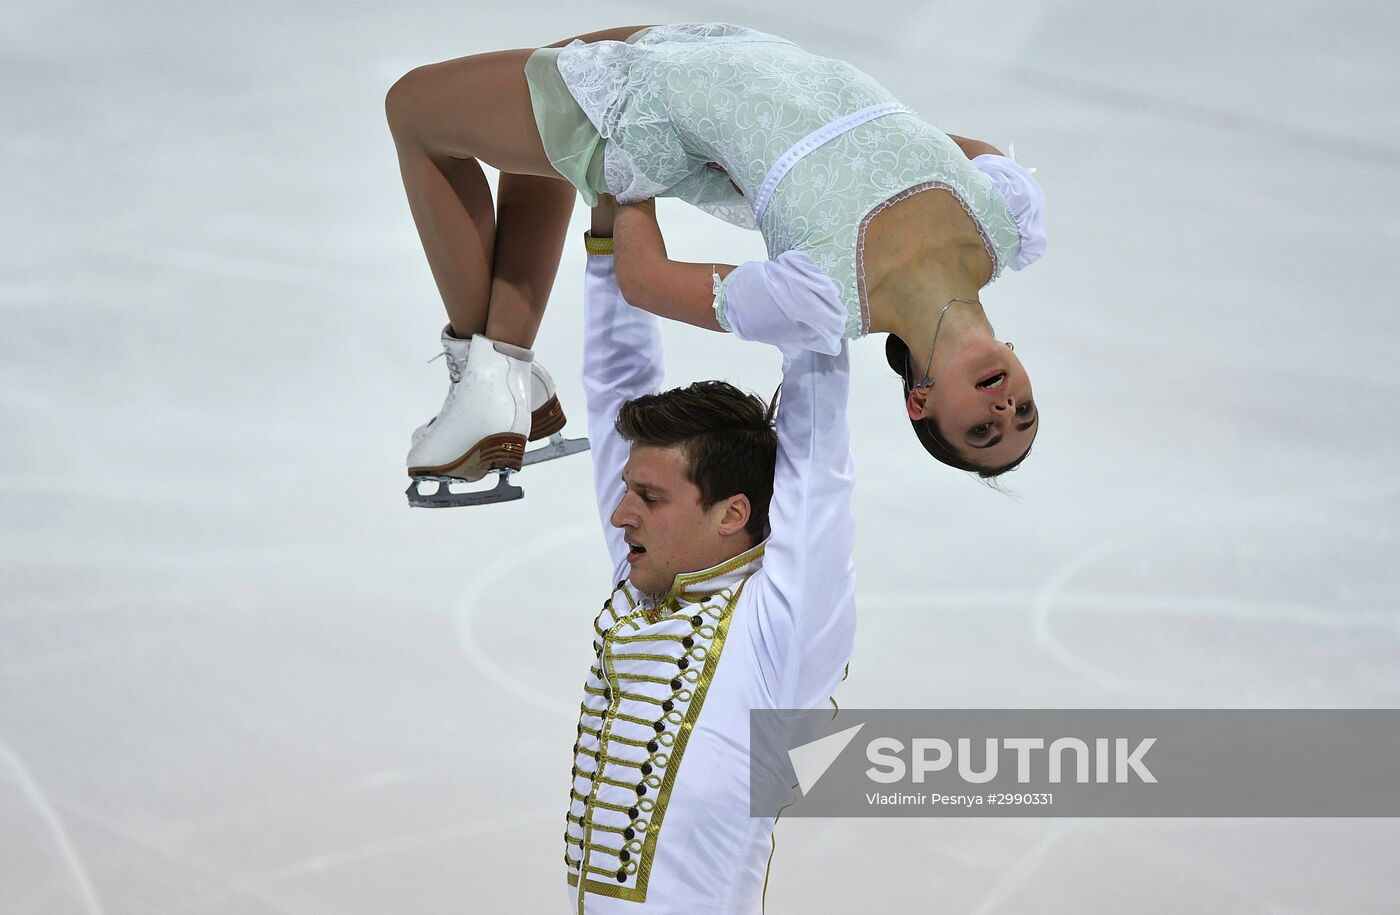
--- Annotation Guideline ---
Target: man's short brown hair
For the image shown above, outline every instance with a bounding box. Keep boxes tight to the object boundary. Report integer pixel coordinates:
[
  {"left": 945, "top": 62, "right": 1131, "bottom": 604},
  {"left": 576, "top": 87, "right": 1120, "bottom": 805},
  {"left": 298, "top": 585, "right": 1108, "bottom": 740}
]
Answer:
[{"left": 616, "top": 381, "right": 778, "bottom": 541}]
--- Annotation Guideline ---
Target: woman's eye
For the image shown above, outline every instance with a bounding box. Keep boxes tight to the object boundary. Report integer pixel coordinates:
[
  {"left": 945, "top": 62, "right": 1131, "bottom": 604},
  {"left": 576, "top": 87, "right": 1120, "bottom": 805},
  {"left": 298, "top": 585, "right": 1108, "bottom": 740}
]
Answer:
[
  {"left": 971, "top": 423, "right": 992, "bottom": 437},
  {"left": 1016, "top": 402, "right": 1033, "bottom": 416}
]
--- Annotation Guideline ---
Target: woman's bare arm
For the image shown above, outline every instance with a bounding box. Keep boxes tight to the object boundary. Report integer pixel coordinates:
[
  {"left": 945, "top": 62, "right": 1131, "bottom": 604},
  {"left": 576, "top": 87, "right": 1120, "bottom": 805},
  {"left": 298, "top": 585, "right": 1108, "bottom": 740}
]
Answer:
[
  {"left": 614, "top": 200, "right": 736, "bottom": 332},
  {"left": 947, "top": 134, "right": 1004, "bottom": 159}
]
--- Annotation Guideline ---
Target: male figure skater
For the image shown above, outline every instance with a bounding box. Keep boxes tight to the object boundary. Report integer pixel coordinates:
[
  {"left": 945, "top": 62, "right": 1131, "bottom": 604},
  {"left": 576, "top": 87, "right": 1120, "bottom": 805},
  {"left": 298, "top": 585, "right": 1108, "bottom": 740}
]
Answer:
[{"left": 564, "top": 198, "right": 856, "bottom": 913}]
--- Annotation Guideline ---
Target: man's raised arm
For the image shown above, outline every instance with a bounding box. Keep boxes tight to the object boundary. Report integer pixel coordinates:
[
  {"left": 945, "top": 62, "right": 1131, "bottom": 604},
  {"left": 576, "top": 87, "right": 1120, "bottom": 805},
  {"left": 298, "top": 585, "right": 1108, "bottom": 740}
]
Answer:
[
  {"left": 582, "top": 199, "right": 665, "bottom": 571},
  {"left": 748, "top": 340, "right": 857, "bottom": 710}
]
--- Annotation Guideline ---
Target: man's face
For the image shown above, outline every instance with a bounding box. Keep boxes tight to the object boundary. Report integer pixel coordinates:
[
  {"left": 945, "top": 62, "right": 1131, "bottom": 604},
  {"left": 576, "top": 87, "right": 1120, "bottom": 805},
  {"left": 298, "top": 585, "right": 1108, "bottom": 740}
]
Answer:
[{"left": 609, "top": 444, "right": 748, "bottom": 596}]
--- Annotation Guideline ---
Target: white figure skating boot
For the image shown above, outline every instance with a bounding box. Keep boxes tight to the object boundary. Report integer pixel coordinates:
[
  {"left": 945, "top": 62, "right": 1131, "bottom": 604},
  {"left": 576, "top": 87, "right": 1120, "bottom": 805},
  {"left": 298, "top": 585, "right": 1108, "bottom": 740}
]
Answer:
[
  {"left": 519, "top": 358, "right": 590, "bottom": 468},
  {"left": 406, "top": 329, "right": 588, "bottom": 508}
]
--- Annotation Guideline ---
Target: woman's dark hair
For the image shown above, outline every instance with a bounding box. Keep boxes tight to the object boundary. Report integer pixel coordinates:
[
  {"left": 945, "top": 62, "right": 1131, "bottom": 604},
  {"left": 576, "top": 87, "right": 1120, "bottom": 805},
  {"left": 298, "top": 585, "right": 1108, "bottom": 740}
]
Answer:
[
  {"left": 884, "top": 334, "right": 1033, "bottom": 480},
  {"left": 616, "top": 381, "right": 778, "bottom": 540}
]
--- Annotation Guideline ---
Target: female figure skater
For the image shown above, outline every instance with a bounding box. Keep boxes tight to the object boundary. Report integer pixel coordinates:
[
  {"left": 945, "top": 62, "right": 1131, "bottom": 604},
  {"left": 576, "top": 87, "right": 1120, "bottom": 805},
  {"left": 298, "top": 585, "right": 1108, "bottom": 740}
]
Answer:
[{"left": 386, "top": 22, "right": 1046, "bottom": 497}]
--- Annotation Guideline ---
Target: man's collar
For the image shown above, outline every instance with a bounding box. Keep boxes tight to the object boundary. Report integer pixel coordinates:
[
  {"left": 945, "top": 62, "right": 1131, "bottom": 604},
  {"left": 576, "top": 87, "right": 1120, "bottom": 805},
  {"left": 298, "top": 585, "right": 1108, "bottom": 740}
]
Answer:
[{"left": 656, "top": 539, "right": 767, "bottom": 607}]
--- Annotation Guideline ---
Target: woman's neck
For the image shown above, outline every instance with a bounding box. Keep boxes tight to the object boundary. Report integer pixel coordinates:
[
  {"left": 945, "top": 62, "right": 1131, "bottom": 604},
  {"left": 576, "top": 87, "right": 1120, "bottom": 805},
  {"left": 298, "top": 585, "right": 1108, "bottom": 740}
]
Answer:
[
  {"left": 862, "top": 188, "right": 994, "bottom": 347},
  {"left": 866, "top": 244, "right": 995, "bottom": 355}
]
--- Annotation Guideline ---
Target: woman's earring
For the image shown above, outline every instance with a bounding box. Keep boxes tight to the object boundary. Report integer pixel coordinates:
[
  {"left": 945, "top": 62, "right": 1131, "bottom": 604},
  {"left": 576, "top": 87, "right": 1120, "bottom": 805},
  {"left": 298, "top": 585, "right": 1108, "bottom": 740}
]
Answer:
[{"left": 1004, "top": 341, "right": 1015, "bottom": 351}]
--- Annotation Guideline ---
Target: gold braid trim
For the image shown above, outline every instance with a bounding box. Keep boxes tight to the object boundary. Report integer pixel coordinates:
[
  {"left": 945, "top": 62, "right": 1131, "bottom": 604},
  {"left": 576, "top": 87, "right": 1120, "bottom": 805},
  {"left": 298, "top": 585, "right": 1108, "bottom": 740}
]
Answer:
[
  {"left": 609, "top": 652, "right": 685, "bottom": 664},
  {"left": 609, "top": 631, "right": 691, "bottom": 645},
  {"left": 573, "top": 579, "right": 750, "bottom": 904},
  {"left": 610, "top": 672, "right": 677, "bottom": 686},
  {"left": 598, "top": 732, "right": 651, "bottom": 749}
]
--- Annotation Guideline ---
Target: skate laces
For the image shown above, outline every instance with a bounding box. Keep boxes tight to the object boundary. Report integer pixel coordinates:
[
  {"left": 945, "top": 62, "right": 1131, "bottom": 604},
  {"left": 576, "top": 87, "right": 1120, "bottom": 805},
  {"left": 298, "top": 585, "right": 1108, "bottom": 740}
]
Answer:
[
  {"left": 426, "top": 348, "right": 467, "bottom": 384},
  {"left": 414, "top": 347, "right": 465, "bottom": 443}
]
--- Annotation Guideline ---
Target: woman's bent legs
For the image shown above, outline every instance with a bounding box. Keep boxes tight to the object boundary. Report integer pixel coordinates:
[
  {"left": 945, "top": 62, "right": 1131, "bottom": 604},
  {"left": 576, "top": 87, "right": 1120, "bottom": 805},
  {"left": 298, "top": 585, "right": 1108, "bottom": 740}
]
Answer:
[
  {"left": 385, "top": 47, "right": 566, "bottom": 345},
  {"left": 384, "top": 26, "right": 655, "bottom": 347}
]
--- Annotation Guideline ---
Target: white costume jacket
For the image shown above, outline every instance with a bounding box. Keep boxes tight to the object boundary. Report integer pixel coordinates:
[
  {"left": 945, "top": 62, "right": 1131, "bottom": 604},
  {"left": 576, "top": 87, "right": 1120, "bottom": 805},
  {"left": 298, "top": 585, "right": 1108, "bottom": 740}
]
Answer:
[{"left": 564, "top": 243, "right": 857, "bottom": 913}]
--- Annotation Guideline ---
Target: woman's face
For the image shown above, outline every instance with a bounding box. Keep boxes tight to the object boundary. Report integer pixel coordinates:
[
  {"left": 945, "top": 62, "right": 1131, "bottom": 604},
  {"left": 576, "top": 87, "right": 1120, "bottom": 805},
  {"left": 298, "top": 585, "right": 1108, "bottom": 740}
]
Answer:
[{"left": 909, "top": 339, "right": 1038, "bottom": 470}]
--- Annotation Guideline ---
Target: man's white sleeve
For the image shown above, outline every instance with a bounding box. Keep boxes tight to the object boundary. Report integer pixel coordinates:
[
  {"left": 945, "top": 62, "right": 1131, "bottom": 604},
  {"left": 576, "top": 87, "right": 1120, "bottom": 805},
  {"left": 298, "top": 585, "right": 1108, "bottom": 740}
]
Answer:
[
  {"left": 582, "top": 253, "right": 664, "bottom": 573},
  {"left": 745, "top": 340, "right": 857, "bottom": 709}
]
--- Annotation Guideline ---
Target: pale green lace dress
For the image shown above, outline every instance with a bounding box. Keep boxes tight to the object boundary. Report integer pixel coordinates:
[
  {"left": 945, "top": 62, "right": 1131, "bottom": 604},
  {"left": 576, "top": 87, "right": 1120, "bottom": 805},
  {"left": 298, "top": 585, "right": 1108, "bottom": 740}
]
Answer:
[{"left": 525, "top": 22, "right": 1022, "bottom": 340}]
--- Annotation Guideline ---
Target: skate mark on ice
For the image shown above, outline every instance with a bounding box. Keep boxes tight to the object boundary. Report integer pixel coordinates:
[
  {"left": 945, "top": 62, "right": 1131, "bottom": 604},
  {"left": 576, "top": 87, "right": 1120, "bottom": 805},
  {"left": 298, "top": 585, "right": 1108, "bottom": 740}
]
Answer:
[
  {"left": 1030, "top": 481, "right": 1400, "bottom": 695},
  {"left": 1030, "top": 529, "right": 1154, "bottom": 694},
  {"left": 1004, "top": 61, "right": 1400, "bottom": 171},
  {"left": 858, "top": 589, "right": 1038, "bottom": 611},
  {"left": 168, "top": 765, "right": 428, "bottom": 837},
  {"left": 191, "top": 807, "right": 560, "bottom": 901},
  {"left": 8, "top": 789, "right": 306, "bottom": 915},
  {"left": 1121, "top": 829, "right": 1311, "bottom": 914},
  {"left": 0, "top": 737, "right": 107, "bottom": 915},
  {"left": 966, "top": 820, "right": 1305, "bottom": 915},
  {"left": 863, "top": 588, "right": 1398, "bottom": 625},
  {"left": 106, "top": 239, "right": 380, "bottom": 300},
  {"left": 968, "top": 819, "right": 1086, "bottom": 915},
  {"left": 453, "top": 521, "right": 595, "bottom": 719}
]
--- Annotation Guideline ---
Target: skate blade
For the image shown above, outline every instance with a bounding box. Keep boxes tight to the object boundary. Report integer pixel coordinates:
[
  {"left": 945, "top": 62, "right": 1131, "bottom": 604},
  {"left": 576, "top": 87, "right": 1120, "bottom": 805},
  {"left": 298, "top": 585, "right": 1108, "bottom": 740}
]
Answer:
[
  {"left": 406, "top": 471, "right": 523, "bottom": 508},
  {"left": 521, "top": 433, "right": 590, "bottom": 467}
]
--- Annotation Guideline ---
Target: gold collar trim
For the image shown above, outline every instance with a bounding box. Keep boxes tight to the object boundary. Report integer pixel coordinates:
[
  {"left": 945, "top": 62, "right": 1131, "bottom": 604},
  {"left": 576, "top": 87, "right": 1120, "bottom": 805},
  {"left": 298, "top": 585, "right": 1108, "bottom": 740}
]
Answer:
[{"left": 658, "top": 539, "right": 767, "bottom": 605}]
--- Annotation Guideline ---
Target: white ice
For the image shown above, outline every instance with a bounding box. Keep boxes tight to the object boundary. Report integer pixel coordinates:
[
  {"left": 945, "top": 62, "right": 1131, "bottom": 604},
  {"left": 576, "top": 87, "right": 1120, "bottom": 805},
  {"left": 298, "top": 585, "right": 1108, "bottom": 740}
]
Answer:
[{"left": 3, "top": 1, "right": 1399, "bottom": 912}]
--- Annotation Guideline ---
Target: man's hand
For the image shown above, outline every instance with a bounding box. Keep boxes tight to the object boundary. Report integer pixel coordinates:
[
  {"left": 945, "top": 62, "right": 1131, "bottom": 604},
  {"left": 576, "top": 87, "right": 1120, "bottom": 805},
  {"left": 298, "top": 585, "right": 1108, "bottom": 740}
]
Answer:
[{"left": 591, "top": 194, "right": 619, "bottom": 238}]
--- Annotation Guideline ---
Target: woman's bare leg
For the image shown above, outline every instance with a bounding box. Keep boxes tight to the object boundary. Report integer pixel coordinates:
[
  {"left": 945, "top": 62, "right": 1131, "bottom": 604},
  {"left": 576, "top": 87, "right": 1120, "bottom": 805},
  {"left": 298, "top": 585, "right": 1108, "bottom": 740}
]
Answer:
[
  {"left": 483, "top": 171, "right": 576, "bottom": 345},
  {"left": 384, "top": 25, "right": 656, "bottom": 347}
]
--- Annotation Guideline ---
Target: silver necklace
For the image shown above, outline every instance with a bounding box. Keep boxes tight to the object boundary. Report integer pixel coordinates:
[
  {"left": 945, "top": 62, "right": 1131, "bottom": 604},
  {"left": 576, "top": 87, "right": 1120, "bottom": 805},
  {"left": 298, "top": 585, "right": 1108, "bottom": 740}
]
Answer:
[{"left": 910, "top": 298, "right": 981, "bottom": 390}]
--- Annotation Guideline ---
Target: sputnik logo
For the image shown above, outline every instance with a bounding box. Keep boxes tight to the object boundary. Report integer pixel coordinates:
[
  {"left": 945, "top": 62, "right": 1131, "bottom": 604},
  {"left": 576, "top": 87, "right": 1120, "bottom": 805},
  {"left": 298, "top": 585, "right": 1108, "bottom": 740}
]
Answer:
[{"left": 787, "top": 723, "right": 866, "bottom": 795}]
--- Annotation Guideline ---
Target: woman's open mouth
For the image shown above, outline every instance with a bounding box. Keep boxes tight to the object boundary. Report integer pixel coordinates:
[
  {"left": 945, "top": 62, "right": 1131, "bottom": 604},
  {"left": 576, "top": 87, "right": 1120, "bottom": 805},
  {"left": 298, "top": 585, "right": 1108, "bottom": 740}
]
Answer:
[{"left": 976, "top": 371, "right": 1006, "bottom": 389}]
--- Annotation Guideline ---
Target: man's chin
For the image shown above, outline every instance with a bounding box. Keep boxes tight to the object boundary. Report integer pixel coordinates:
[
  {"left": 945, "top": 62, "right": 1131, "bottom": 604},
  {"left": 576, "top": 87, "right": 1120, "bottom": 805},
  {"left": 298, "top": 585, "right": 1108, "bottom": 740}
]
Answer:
[{"left": 628, "top": 568, "right": 665, "bottom": 598}]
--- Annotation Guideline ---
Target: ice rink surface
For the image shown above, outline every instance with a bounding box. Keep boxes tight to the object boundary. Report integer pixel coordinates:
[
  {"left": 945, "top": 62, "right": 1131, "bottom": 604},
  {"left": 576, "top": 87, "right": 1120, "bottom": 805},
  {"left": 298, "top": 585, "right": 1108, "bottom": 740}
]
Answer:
[{"left": 4, "top": 0, "right": 1400, "bottom": 911}]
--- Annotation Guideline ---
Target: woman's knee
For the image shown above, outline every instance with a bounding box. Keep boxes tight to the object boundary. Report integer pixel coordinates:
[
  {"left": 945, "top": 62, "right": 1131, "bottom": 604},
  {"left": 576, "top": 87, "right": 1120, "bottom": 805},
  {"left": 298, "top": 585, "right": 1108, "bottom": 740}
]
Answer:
[
  {"left": 384, "top": 65, "right": 435, "bottom": 139},
  {"left": 384, "top": 67, "right": 418, "bottom": 136},
  {"left": 383, "top": 53, "right": 543, "bottom": 168}
]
